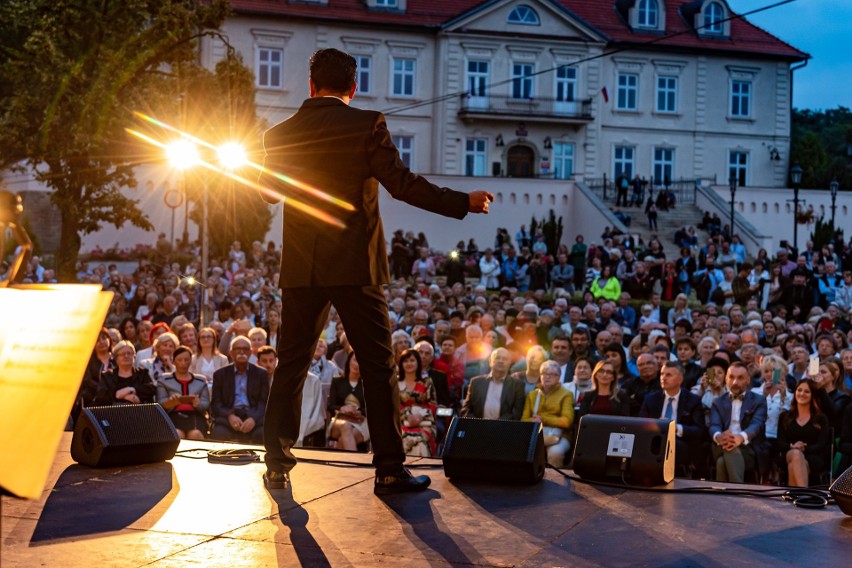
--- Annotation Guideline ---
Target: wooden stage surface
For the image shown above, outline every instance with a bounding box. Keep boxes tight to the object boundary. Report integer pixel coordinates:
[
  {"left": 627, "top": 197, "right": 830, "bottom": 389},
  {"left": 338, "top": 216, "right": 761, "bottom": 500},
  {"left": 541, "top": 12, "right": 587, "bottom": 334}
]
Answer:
[{"left": 2, "top": 434, "right": 850, "bottom": 567}]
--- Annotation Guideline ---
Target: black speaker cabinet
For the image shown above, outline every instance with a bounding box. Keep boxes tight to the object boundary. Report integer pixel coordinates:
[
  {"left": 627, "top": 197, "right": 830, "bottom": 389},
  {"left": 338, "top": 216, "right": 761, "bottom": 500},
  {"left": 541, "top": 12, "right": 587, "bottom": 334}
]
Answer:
[
  {"left": 71, "top": 404, "right": 180, "bottom": 468},
  {"left": 572, "top": 415, "right": 675, "bottom": 487},
  {"left": 829, "top": 465, "right": 852, "bottom": 516},
  {"left": 441, "top": 417, "right": 545, "bottom": 484}
]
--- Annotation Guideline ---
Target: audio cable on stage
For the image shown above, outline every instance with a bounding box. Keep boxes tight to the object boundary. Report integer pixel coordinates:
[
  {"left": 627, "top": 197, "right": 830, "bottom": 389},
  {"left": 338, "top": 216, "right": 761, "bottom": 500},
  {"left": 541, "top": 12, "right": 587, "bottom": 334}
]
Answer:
[{"left": 547, "top": 465, "right": 836, "bottom": 510}]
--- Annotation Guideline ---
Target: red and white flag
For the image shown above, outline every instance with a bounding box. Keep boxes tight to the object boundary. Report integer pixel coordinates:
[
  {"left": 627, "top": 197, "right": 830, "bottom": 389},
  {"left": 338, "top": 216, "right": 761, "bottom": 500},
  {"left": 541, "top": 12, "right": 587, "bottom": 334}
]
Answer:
[{"left": 601, "top": 85, "right": 610, "bottom": 103}]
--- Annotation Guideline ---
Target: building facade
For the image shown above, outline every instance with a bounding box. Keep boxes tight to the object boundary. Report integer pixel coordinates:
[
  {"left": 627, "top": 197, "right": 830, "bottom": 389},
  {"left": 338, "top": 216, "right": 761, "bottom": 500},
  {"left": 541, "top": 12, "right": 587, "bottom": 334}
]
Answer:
[{"left": 219, "top": 0, "right": 807, "bottom": 188}]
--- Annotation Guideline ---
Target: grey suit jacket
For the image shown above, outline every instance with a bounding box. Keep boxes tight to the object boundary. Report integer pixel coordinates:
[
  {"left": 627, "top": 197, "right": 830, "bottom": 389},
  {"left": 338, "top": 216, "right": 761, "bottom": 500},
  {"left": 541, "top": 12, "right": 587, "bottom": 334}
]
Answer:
[{"left": 461, "top": 374, "right": 525, "bottom": 420}]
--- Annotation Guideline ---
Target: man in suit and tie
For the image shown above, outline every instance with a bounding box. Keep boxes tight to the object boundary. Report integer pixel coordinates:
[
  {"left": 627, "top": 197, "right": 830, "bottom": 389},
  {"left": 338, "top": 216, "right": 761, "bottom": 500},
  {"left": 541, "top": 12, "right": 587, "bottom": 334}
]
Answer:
[
  {"left": 211, "top": 336, "right": 269, "bottom": 443},
  {"left": 710, "top": 362, "right": 768, "bottom": 483},
  {"left": 640, "top": 361, "right": 705, "bottom": 474},
  {"left": 461, "top": 348, "right": 525, "bottom": 421},
  {"left": 259, "top": 48, "right": 494, "bottom": 493}
]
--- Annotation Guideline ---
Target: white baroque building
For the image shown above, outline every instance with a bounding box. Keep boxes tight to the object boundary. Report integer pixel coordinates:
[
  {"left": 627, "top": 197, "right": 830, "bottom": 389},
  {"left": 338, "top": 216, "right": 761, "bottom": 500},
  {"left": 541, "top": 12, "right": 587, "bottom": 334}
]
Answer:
[{"left": 217, "top": 0, "right": 807, "bottom": 187}]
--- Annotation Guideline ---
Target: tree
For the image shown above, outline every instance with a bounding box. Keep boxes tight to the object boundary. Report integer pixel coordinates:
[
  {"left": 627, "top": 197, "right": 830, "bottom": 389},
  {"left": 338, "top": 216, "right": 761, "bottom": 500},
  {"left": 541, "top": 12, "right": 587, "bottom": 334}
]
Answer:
[
  {"left": 791, "top": 107, "right": 852, "bottom": 190},
  {"left": 0, "top": 0, "right": 231, "bottom": 281}
]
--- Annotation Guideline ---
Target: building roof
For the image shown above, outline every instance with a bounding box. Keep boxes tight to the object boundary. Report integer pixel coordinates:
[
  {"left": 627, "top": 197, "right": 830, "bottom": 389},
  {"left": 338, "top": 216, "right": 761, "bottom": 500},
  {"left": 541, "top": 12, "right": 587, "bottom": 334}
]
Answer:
[{"left": 230, "top": 0, "right": 808, "bottom": 61}]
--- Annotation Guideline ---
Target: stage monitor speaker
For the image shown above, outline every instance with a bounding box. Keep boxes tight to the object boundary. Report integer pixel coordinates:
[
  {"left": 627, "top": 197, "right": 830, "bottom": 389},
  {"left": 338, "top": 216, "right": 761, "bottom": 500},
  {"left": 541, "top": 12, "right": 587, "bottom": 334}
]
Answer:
[
  {"left": 441, "top": 417, "right": 545, "bottom": 484},
  {"left": 829, "top": 465, "right": 852, "bottom": 516},
  {"left": 71, "top": 404, "right": 180, "bottom": 468},
  {"left": 572, "top": 415, "right": 675, "bottom": 487}
]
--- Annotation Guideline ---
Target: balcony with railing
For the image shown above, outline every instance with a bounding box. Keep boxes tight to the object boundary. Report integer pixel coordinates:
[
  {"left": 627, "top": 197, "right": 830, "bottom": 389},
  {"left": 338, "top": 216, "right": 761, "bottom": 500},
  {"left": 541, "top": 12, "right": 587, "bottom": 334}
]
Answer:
[{"left": 458, "top": 94, "right": 593, "bottom": 123}]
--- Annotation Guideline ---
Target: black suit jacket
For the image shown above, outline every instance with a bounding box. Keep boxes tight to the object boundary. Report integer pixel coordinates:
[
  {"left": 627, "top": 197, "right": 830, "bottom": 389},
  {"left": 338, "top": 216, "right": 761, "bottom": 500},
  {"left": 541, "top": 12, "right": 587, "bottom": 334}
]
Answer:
[
  {"left": 461, "top": 374, "right": 525, "bottom": 420},
  {"left": 261, "top": 97, "right": 470, "bottom": 288},
  {"left": 211, "top": 364, "right": 269, "bottom": 427},
  {"left": 639, "top": 388, "right": 705, "bottom": 444}
]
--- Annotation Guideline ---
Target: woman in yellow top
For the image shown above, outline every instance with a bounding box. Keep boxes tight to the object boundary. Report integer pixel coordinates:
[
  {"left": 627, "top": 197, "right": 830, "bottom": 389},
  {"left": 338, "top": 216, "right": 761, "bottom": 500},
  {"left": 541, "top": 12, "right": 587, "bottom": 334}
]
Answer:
[
  {"left": 590, "top": 264, "right": 622, "bottom": 301},
  {"left": 522, "top": 360, "right": 575, "bottom": 467}
]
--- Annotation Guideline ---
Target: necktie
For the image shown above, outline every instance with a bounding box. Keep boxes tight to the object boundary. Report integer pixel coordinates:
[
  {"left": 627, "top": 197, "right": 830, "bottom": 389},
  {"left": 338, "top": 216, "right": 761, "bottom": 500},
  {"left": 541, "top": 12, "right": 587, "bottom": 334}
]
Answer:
[
  {"left": 731, "top": 394, "right": 744, "bottom": 402},
  {"left": 664, "top": 397, "right": 674, "bottom": 421}
]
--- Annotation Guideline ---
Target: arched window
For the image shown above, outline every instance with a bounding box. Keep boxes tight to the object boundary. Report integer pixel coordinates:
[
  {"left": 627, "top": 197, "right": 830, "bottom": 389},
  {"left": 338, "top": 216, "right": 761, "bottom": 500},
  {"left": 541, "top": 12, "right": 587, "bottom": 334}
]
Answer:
[
  {"left": 637, "top": 0, "right": 658, "bottom": 28},
  {"left": 704, "top": 1, "right": 724, "bottom": 33},
  {"left": 508, "top": 5, "right": 540, "bottom": 25}
]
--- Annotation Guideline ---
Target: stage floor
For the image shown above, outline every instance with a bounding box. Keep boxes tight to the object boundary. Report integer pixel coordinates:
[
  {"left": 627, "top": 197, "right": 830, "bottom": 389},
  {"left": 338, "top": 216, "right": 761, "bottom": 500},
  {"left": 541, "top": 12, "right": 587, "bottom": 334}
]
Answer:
[{"left": 2, "top": 434, "right": 851, "bottom": 567}]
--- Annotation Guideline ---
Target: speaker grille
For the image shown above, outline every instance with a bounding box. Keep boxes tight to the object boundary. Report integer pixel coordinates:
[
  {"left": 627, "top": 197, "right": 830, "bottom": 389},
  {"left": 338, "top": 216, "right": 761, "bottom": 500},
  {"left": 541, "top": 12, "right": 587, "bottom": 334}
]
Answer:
[
  {"left": 85, "top": 404, "right": 175, "bottom": 446},
  {"left": 829, "top": 466, "right": 852, "bottom": 516}
]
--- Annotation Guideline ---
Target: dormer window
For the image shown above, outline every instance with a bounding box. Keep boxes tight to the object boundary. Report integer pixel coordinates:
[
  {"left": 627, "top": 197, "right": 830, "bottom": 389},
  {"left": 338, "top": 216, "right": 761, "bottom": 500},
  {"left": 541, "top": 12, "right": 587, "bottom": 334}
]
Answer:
[
  {"left": 508, "top": 5, "right": 540, "bottom": 26},
  {"left": 703, "top": 1, "right": 724, "bottom": 33},
  {"left": 637, "top": 0, "right": 659, "bottom": 28}
]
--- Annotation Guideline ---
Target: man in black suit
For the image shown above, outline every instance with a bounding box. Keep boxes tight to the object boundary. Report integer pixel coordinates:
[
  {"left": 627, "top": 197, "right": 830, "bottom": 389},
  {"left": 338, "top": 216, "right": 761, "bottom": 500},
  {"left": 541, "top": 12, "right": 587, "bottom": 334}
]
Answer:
[
  {"left": 259, "top": 48, "right": 493, "bottom": 493},
  {"left": 461, "top": 348, "right": 525, "bottom": 421},
  {"left": 211, "top": 336, "right": 269, "bottom": 443},
  {"left": 640, "top": 361, "right": 705, "bottom": 475}
]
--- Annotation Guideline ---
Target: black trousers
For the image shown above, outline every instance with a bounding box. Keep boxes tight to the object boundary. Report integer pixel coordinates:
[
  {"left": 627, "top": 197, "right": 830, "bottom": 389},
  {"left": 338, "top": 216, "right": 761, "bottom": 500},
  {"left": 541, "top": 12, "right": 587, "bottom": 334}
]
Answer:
[{"left": 264, "top": 285, "right": 405, "bottom": 476}]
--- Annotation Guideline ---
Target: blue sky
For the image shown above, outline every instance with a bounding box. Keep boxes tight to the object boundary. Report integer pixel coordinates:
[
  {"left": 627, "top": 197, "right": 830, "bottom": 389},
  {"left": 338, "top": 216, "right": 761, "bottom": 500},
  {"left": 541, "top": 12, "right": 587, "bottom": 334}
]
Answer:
[{"left": 728, "top": 0, "right": 850, "bottom": 111}]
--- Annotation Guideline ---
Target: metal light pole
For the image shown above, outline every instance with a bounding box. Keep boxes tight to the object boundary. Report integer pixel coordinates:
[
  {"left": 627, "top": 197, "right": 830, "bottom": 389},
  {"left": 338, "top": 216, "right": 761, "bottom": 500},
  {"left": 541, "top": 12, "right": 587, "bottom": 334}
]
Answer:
[
  {"left": 829, "top": 177, "right": 839, "bottom": 229},
  {"left": 790, "top": 164, "right": 803, "bottom": 253},
  {"left": 728, "top": 173, "right": 737, "bottom": 242},
  {"left": 200, "top": 181, "right": 208, "bottom": 329}
]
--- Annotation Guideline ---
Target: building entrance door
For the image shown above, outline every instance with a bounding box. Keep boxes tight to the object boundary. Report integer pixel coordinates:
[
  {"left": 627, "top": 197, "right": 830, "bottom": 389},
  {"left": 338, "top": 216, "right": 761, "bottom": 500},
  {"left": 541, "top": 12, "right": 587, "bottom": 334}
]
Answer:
[{"left": 507, "top": 145, "right": 534, "bottom": 178}]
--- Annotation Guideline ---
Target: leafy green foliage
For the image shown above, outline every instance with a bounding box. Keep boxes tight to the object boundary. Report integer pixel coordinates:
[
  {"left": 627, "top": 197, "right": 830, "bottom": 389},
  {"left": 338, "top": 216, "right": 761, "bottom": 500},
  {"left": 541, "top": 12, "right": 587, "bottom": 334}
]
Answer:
[
  {"left": 0, "top": 0, "right": 233, "bottom": 281},
  {"left": 791, "top": 107, "right": 852, "bottom": 189}
]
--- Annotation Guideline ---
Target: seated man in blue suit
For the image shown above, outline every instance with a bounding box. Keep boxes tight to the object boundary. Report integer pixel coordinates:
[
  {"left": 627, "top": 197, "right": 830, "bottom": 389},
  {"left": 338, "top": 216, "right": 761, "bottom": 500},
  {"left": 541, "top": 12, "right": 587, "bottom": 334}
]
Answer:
[
  {"left": 211, "top": 336, "right": 269, "bottom": 443},
  {"left": 640, "top": 361, "right": 705, "bottom": 475},
  {"left": 709, "top": 362, "right": 767, "bottom": 483}
]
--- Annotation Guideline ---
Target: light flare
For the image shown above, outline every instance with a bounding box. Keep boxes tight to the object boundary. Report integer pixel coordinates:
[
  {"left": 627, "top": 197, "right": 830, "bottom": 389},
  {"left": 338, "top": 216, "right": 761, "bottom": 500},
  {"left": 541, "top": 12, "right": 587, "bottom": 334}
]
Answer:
[
  {"left": 132, "top": 111, "right": 354, "bottom": 212},
  {"left": 126, "top": 123, "right": 347, "bottom": 229}
]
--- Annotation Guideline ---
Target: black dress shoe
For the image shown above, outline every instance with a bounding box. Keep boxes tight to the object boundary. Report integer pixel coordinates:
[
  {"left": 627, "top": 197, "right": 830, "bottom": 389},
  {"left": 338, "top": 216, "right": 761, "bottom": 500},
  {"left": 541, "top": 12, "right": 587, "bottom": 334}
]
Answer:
[
  {"left": 374, "top": 468, "right": 431, "bottom": 495},
  {"left": 263, "top": 471, "right": 290, "bottom": 490}
]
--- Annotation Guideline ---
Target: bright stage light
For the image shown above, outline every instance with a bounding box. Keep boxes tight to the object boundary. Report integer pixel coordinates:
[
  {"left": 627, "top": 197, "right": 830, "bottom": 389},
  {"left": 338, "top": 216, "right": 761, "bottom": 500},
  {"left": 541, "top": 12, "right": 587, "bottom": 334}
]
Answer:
[
  {"left": 165, "top": 140, "right": 200, "bottom": 170},
  {"left": 449, "top": 250, "right": 459, "bottom": 259},
  {"left": 217, "top": 142, "right": 248, "bottom": 170}
]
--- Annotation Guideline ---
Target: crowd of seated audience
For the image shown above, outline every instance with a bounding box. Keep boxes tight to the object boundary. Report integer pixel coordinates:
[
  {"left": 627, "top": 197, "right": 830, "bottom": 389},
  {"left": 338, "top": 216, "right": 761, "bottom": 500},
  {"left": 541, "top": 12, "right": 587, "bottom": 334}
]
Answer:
[{"left": 65, "top": 226, "right": 852, "bottom": 484}]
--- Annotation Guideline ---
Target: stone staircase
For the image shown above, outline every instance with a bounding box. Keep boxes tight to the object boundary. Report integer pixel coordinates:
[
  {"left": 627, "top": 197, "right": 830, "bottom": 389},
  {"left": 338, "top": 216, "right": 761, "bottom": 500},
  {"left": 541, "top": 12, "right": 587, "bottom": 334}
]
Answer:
[{"left": 615, "top": 201, "right": 709, "bottom": 259}]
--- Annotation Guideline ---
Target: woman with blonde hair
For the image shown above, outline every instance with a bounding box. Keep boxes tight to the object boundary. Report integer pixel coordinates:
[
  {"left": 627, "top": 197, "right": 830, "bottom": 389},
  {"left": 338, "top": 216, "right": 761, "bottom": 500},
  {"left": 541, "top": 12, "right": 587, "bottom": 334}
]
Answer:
[{"left": 522, "top": 360, "right": 574, "bottom": 467}]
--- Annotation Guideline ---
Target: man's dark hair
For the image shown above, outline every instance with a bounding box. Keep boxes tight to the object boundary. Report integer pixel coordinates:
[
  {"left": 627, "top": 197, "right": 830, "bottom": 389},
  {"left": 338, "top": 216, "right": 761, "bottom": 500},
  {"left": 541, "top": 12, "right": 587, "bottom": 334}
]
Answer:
[
  {"left": 661, "top": 360, "right": 684, "bottom": 375},
  {"left": 310, "top": 48, "right": 357, "bottom": 93},
  {"left": 257, "top": 345, "right": 277, "bottom": 359}
]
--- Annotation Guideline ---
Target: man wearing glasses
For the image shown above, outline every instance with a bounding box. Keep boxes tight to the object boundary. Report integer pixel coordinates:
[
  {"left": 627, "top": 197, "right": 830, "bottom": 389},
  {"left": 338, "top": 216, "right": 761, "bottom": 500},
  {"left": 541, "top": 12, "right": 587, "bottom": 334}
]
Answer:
[{"left": 211, "top": 336, "right": 269, "bottom": 443}]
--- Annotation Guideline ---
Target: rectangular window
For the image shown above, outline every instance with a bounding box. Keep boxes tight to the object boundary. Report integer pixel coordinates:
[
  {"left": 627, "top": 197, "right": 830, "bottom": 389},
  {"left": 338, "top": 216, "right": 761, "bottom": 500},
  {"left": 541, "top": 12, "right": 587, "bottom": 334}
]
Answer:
[
  {"left": 465, "top": 138, "right": 487, "bottom": 177},
  {"left": 653, "top": 147, "right": 674, "bottom": 186},
  {"left": 392, "top": 135, "right": 413, "bottom": 169},
  {"left": 466, "top": 60, "right": 489, "bottom": 98},
  {"left": 729, "top": 151, "right": 748, "bottom": 186},
  {"left": 555, "top": 66, "right": 576, "bottom": 102},
  {"left": 392, "top": 58, "right": 415, "bottom": 97},
  {"left": 257, "top": 48, "right": 283, "bottom": 88},
  {"left": 656, "top": 76, "right": 677, "bottom": 113},
  {"left": 376, "top": 0, "right": 399, "bottom": 6},
  {"left": 511, "top": 63, "right": 534, "bottom": 100},
  {"left": 356, "top": 55, "right": 372, "bottom": 95},
  {"left": 616, "top": 73, "right": 638, "bottom": 110},
  {"left": 613, "top": 146, "right": 635, "bottom": 178},
  {"left": 730, "top": 80, "right": 751, "bottom": 117},
  {"left": 552, "top": 142, "right": 575, "bottom": 180}
]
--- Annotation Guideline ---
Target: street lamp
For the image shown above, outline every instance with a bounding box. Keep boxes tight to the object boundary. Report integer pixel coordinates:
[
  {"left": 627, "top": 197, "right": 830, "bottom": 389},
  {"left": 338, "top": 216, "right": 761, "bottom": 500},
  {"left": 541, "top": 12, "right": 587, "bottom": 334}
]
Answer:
[
  {"left": 728, "top": 172, "right": 737, "bottom": 242},
  {"left": 790, "top": 164, "right": 803, "bottom": 253},
  {"left": 164, "top": 139, "right": 247, "bottom": 329},
  {"left": 829, "top": 177, "right": 839, "bottom": 229}
]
